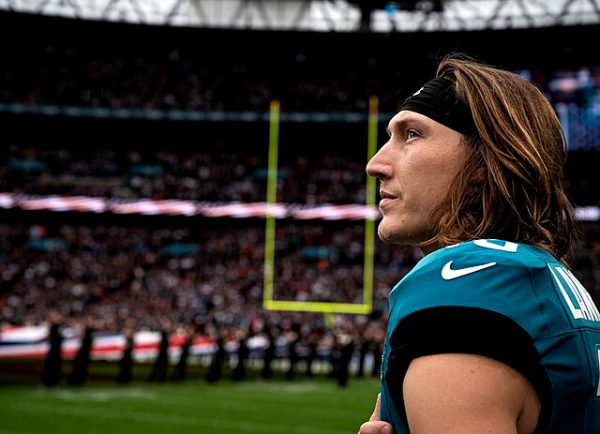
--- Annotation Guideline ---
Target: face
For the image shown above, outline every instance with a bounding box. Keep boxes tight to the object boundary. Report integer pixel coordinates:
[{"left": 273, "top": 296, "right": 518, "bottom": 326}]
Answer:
[{"left": 366, "top": 111, "right": 467, "bottom": 249}]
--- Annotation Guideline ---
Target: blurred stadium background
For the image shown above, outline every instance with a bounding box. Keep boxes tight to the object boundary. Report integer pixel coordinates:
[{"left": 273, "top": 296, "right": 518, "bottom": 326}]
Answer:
[{"left": 1, "top": 1, "right": 600, "bottom": 433}]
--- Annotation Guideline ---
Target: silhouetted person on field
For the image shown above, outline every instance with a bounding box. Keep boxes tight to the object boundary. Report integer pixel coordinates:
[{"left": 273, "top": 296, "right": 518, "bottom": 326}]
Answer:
[
  {"left": 337, "top": 333, "right": 354, "bottom": 388},
  {"left": 285, "top": 330, "right": 300, "bottom": 381},
  {"left": 356, "top": 328, "right": 371, "bottom": 379},
  {"left": 260, "top": 325, "right": 277, "bottom": 380},
  {"left": 232, "top": 328, "right": 249, "bottom": 382},
  {"left": 149, "top": 319, "right": 171, "bottom": 383},
  {"left": 117, "top": 327, "right": 135, "bottom": 384},
  {"left": 68, "top": 320, "right": 95, "bottom": 386},
  {"left": 172, "top": 324, "right": 195, "bottom": 382},
  {"left": 205, "top": 326, "right": 227, "bottom": 383},
  {"left": 42, "top": 311, "right": 64, "bottom": 388}
]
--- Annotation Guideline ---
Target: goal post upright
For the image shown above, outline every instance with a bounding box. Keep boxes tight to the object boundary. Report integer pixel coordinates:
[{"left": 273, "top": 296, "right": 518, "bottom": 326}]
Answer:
[
  {"left": 263, "top": 100, "right": 280, "bottom": 309},
  {"left": 362, "top": 95, "right": 379, "bottom": 310}
]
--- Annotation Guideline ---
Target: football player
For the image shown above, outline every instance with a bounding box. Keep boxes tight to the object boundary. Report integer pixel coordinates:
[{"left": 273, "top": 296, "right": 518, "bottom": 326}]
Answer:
[{"left": 359, "top": 54, "right": 600, "bottom": 434}]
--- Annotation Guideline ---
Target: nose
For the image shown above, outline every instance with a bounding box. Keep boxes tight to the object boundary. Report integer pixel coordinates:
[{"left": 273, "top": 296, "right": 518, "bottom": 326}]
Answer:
[{"left": 366, "top": 145, "right": 391, "bottom": 180}]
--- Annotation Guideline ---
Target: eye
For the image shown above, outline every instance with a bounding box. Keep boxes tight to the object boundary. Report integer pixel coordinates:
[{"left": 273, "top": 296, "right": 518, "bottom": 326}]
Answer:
[{"left": 406, "top": 129, "right": 421, "bottom": 140}]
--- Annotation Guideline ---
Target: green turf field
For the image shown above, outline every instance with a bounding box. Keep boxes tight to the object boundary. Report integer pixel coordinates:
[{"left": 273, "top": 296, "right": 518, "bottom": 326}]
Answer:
[{"left": 0, "top": 377, "right": 380, "bottom": 434}]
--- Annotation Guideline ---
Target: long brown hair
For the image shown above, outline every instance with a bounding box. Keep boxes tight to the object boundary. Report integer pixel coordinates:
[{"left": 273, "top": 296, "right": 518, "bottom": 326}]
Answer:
[{"left": 421, "top": 54, "right": 578, "bottom": 260}]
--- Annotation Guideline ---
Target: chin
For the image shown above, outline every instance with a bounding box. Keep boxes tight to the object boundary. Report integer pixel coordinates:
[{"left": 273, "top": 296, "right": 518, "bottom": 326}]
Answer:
[
  {"left": 377, "top": 222, "right": 405, "bottom": 245},
  {"left": 377, "top": 221, "right": 424, "bottom": 246}
]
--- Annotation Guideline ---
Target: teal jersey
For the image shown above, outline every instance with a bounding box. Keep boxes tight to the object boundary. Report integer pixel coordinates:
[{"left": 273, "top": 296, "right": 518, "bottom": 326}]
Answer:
[{"left": 380, "top": 239, "right": 600, "bottom": 433}]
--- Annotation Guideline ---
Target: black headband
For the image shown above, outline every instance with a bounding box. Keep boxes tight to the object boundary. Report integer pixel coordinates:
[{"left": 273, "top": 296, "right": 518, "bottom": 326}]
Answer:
[{"left": 399, "top": 77, "right": 476, "bottom": 137}]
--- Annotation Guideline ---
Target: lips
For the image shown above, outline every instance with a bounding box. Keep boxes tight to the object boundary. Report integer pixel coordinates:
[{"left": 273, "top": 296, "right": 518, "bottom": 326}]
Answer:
[
  {"left": 379, "top": 190, "right": 397, "bottom": 211},
  {"left": 380, "top": 190, "right": 396, "bottom": 200}
]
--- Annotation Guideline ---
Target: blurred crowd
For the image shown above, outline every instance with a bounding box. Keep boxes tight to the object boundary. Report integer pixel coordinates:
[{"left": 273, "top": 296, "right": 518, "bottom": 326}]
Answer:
[
  {"left": 1, "top": 40, "right": 599, "bottom": 114},
  {"left": 0, "top": 144, "right": 367, "bottom": 205},
  {"left": 0, "top": 42, "right": 403, "bottom": 113}
]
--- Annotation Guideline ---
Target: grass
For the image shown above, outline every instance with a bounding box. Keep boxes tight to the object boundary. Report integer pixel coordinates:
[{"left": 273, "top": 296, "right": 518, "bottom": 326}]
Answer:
[{"left": 0, "top": 360, "right": 380, "bottom": 434}]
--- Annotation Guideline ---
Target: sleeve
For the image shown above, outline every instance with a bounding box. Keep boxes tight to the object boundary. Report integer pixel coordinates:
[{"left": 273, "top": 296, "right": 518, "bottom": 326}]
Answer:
[{"left": 385, "top": 306, "right": 553, "bottom": 433}]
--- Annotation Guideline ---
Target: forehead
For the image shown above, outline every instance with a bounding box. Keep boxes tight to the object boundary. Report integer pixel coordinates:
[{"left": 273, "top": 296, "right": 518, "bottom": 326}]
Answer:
[{"left": 388, "top": 110, "right": 435, "bottom": 130}]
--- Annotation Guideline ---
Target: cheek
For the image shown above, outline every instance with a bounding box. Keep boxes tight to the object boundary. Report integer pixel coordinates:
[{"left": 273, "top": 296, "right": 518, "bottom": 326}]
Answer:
[
  {"left": 423, "top": 175, "right": 452, "bottom": 205},
  {"left": 422, "top": 152, "right": 463, "bottom": 198},
  {"left": 402, "top": 161, "right": 447, "bottom": 207}
]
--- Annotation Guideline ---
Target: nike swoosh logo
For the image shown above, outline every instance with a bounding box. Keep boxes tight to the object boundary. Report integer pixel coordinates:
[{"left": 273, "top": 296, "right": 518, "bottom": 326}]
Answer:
[{"left": 441, "top": 261, "right": 497, "bottom": 280}]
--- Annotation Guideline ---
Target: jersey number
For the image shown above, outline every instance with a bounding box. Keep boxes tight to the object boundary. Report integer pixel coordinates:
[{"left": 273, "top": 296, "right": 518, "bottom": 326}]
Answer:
[{"left": 473, "top": 239, "right": 519, "bottom": 252}]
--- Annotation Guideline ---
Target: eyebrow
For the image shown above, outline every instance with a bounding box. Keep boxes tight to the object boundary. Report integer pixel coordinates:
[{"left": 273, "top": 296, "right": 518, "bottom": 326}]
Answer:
[{"left": 386, "top": 117, "right": 429, "bottom": 137}]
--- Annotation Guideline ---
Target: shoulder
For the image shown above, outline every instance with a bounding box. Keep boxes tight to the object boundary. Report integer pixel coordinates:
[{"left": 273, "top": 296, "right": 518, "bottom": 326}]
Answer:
[{"left": 388, "top": 239, "right": 558, "bottom": 331}]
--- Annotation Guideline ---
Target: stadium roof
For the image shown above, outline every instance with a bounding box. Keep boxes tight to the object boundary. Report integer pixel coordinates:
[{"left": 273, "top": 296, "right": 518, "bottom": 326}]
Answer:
[{"left": 1, "top": 0, "right": 599, "bottom": 32}]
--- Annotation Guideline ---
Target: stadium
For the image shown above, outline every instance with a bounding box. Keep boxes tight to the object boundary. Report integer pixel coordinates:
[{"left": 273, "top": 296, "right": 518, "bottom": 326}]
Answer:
[{"left": 0, "top": 1, "right": 599, "bottom": 433}]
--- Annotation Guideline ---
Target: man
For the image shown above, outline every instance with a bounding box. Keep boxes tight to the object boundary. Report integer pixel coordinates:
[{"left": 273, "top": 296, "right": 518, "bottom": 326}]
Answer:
[{"left": 359, "top": 54, "right": 600, "bottom": 433}]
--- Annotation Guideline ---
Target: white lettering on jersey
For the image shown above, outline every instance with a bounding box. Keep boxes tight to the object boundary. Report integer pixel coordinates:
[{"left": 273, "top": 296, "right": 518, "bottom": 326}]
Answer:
[
  {"left": 473, "top": 239, "right": 519, "bottom": 252},
  {"left": 441, "top": 261, "right": 497, "bottom": 280},
  {"left": 549, "top": 265, "right": 600, "bottom": 322}
]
